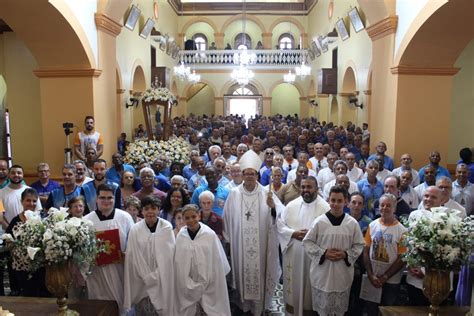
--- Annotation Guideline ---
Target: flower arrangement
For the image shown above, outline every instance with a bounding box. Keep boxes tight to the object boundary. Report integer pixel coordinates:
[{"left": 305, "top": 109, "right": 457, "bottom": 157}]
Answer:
[
  {"left": 2, "top": 208, "right": 101, "bottom": 274},
  {"left": 402, "top": 207, "right": 474, "bottom": 270},
  {"left": 142, "top": 86, "right": 177, "bottom": 105},
  {"left": 124, "top": 137, "right": 191, "bottom": 167}
]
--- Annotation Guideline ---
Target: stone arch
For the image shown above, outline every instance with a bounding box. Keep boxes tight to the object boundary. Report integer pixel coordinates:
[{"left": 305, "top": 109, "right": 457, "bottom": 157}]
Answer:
[
  {"left": 130, "top": 59, "right": 147, "bottom": 92},
  {"left": 0, "top": 0, "right": 95, "bottom": 69},
  {"left": 356, "top": 0, "right": 395, "bottom": 26},
  {"left": 220, "top": 79, "right": 267, "bottom": 97},
  {"left": 183, "top": 79, "right": 218, "bottom": 99},
  {"left": 97, "top": 0, "right": 134, "bottom": 23},
  {"left": 269, "top": 17, "right": 305, "bottom": 35},
  {"left": 269, "top": 79, "right": 305, "bottom": 97},
  {"left": 181, "top": 17, "right": 219, "bottom": 35},
  {"left": 394, "top": 1, "right": 474, "bottom": 68},
  {"left": 330, "top": 97, "right": 338, "bottom": 124},
  {"left": 221, "top": 14, "right": 267, "bottom": 34},
  {"left": 341, "top": 62, "right": 358, "bottom": 93}
]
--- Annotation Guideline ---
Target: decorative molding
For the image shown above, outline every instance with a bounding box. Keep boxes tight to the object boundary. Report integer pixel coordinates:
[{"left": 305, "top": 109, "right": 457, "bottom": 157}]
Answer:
[
  {"left": 214, "top": 97, "right": 224, "bottom": 100},
  {"left": 317, "top": 94, "right": 329, "bottom": 98},
  {"left": 338, "top": 92, "right": 354, "bottom": 97},
  {"left": 263, "top": 97, "right": 272, "bottom": 100},
  {"left": 262, "top": 32, "right": 273, "bottom": 36},
  {"left": 95, "top": 13, "right": 122, "bottom": 37},
  {"left": 34, "top": 68, "right": 102, "bottom": 78},
  {"left": 116, "top": 89, "right": 126, "bottom": 94},
  {"left": 390, "top": 66, "right": 460, "bottom": 76},
  {"left": 299, "top": 97, "right": 308, "bottom": 101},
  {"left": 363, "top": 90, "right": 372, "bottom": 95},
  {"left": 214, "top": 32, "right": 225, "bottom": 36},
  {"left": 366, "top": 16, "right": 398, "bottom": 41},
  {"left": 179, "top": 97, "right": 188, "bottom": 102}
]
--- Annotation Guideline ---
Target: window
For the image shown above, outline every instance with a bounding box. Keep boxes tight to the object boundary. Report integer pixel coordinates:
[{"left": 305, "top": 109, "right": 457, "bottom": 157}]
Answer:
[
  {"left": 232, "top": 87, "right": 254, "bottom": 95},
  {"left": 279, "top": 33, "right": 294, "bottom": 50},
  {"left": 192, "top": 33, "right": 207, "bottom": 51},
  {"left": 234, "top": 33, "right": 252, "bottom": 50}
]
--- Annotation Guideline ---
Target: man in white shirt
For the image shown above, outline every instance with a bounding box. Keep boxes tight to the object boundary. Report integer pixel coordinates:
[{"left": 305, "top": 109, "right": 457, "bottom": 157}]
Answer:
[
  {"left": 452, "top": 163, "right": 473, "bottom": 216},
  {"left": 435, "top": 176, "right": 466, "bottom": 218},
  {"left": 74, "top": 116, "right": 104, "bottom": 160},
  {"left": 345, "top": 152, "right": 363, "bottom": 182},
  {"left": 317, "top": 152, "right": 338, "bottom": 190},
  {"left": 0, "top": 165, "right": 41, "bottom": 229},
  {"left": 225, "top": 163, "right": 243, "bottom": 190},
  {"left": 322, "top": 160, "right": 358, "bottom": 200},
  {"left": 309, "top": 143, "right": 328, "bottom": 175},
  {"left": 287, "top": 152, "right": 316, "bottom": 183},
  {"left": 392, "top": 154, "right": 420, "bottom": 187}
]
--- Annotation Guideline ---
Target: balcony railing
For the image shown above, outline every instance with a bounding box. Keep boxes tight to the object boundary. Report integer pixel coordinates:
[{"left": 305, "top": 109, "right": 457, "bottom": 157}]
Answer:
[{"left": 178, "top": 49, "right": 310, "bottom": 69}]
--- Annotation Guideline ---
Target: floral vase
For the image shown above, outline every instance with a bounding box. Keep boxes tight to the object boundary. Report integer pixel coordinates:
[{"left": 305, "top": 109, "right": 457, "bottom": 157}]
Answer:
[
  {"left": 45, "top": 262, "right": 79, "bottom": 316},
  {"left": 422, "top": 269, "right": 450, "bottom": 316}
]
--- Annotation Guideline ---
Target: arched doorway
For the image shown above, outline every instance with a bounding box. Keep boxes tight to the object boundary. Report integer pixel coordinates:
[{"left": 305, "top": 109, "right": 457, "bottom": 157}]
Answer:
[
  {"left": 270, "top": 83, "right": 300, "bottom": 116},
  {"left": 224, "top": 84, "right": 262, "bottom": 119},
  {"left": 131, "top": 65, "right": 146, "bottom": 137},
  {"left": 341, "top": 66, "right": 357, "bottom": 125},
  {"left": 330, "top": 97, "right": 338, "bottom": 124}
]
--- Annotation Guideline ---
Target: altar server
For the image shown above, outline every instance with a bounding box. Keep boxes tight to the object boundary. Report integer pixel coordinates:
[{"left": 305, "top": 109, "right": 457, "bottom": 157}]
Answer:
[
  {"left": 124, "top": 196, "right": 175, "bottom": 315},
  {"left": 174, "top": 204, "right": 231, "bottom": 316}
]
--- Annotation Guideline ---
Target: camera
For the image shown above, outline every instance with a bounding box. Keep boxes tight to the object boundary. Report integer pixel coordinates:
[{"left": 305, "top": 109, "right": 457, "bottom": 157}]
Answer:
[{"left": 63, "top": 122, "right": 74, "bottom": 136}]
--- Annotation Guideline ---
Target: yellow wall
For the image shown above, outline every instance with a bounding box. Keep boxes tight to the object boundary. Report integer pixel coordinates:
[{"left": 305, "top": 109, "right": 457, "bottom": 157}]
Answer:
[
  {"left": 271, "top": 83, "right": 300, "bottom": 116},
  {"left": 224, "top": 20, "right": 262, "bottom": 49},
  {"left": 0, "top": 32, "right": 43, "bottom": 171},
  {"left": 185, "top": 22, "right": 215, "bottom": 44},
  {"left": 271, "top": 22, "right": 301, "bottom": 49},
  {"left": 187, "top": 85, "right": 215, "bottom": 116},
  {"left": 449, "top": 38, "right": 474, "bottom": 163}
]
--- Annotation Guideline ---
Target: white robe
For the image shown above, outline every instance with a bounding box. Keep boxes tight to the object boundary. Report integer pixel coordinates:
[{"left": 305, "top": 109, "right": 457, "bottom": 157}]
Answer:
[
  {"left": 124, "top": 218, "right": 175, "bottom": 315},
  {"left": 277, "top": 196, "right": 330, "bottom": 315},
  {"left": 84, "top": 209, "right": 134, "bottom": 311},
  {"left": 303, "top": 214, "right": 364, "bottom": 315},
  {"left": 174, "top": 224, "right": 231, "bottom": 316},
  {"left": 223, "top": 183, "right": 282, "bottom": 315}
]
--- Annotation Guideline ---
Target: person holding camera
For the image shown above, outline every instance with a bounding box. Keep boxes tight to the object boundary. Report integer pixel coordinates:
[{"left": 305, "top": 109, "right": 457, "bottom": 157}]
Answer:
[{"left": 74, "top": 116, "right": 104, "bottom": 161}]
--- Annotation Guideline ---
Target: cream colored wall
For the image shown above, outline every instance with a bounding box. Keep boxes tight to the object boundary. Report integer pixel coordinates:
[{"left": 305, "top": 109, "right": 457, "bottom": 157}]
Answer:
[
  {"left": 271, "top": 22, "right": 300, "bottom": 49},
  {"left": 307, "top": 0, "right": 372, "bottom": 127},
  {"left": 224, "top": 20, "right": 262, "bottom": 48},
  {"left": 271, "top": 83, "right": 300, "bottom": 116},
  {"left": 0, "top": 33, "right": 43, "bottom": 171},
  {"left": 187, "top": 85, "right": 215, "bottom": 116},
  {"left": 448, "top": 39, "right": 474, "bottom": 163},
  {"left": 185, "top": 22, "right": 215, "bottom": 44}
]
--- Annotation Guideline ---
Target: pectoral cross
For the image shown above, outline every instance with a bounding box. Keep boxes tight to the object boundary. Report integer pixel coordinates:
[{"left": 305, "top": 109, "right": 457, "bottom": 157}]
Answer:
[{"left": 245, "top": 210, "right": 252, "bottom": 221}]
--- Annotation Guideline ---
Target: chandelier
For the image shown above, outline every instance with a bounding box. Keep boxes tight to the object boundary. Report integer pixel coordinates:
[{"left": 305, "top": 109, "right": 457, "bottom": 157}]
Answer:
[
  {"left": 295, "top": 61, "right": 311, "bottom": 78},
  {"left": 233, "top": 48, "right": 257, "bottom": 65},
  {"left": 188, "top": 70, "right": 201, "bottom": 84},
  {"left": 283, "top": 70, "right": 296, "bottom": 84},
  {"left": 231, "top": 64, "right": 255, "bottom": 86},
  {"left": 174, "top": 61, "right": 190, "bottom": 81}
]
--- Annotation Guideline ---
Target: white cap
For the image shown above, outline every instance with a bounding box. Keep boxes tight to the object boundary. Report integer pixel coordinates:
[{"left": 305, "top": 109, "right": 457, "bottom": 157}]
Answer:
[{"left": 239, "top": 150, "right": 262, "bottom": 172}]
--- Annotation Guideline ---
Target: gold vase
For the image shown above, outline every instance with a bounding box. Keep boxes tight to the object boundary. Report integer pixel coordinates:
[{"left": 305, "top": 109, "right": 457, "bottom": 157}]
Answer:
[
  {"left": 45, "top": 262, "right": 79, "bottom": 316},
  {"left": 422, "top": 269, "right": 450, "bottom": 316}
]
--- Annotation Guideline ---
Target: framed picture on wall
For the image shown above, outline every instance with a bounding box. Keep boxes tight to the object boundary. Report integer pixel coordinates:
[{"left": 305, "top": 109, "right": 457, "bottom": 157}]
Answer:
[
  {"left": 311, "top": 40, "right": 321, "bottom": 57},
  {"left": 171, "top": 45, "right": 180, "bottom": 59},
  {"left": 336, "top": 18, "right": 349, "bottom": 41},
  {"left": 140, "top": 18, "right": 155, "bottom": 39},
  {"left": 124, "top": 5, "right": 141, "bottom": 31},
  {"left": 166, "top": 37, "right": 176, "bottom": 55},
  {"left": 349, "top": 7, "right": 365, "bottom": 32},
  {"left": 159, "top": 34, "right": 169, "bottom": 51}
]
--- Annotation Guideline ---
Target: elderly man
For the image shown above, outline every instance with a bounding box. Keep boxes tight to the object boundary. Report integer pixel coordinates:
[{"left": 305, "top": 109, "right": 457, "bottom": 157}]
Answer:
[
  {"left": 309, "top": 143, "right": 328, "bottom": 174},
  {"left": 399, "top": 170, "right": 419, "bottom": 209},
  {"left": 170, "top": 175, "right": 186, "bottom": 190},
  {"left": 346, "top": 152, "right": 364, "bottom": 183},
  {"left": 277, "top": 176, "right": 330, "bottom": 315},
  {"left": 213, "top": 157, "right": 230, "bottom": 187},
  {"left": 259, "top": 148, "right": 274, "bottom": 178},
  {"left": 225, "top": 163, "right": 243, "bottom": 190},
  {"left": 287, "top": 152, "right": 317, "bottom": 183},
  {"left": 30, "top": 162, "right": 60, "bottom": 207},
  {"left": 45, "top": 164, "right": 82, "bottom": 210},
  {"left": 357, "top": 160, "right": 384, "bottom": 218},
  {"left": 106, "top": 152, "right": 136, "bottom": 185},
  {"left": 392, "top": 154, "right": 420, "bottom": 187},
  {"left": 374, "top": 176, "right": 412, "bottom": 219},
  {"left": 191, "top": 166, "right": 230, "bottom": 217},
  {"left": 452, "top": 163, "right": 473, "bottom": 216},
  {"left": 414, "top": 165, "right": 437, "bottom": 201},
  {"left": 418, "top": 177, "right": 466, "bottom": 218},
  {"left": 317, "top": 152, "right": 338, "bottom": 190},
  {"left": 322, "top": 160, "right": 358, "bottom": 200},
  {"left": 133, "top": 167, "right": 166, "bottom": 204},
  {"left": 74, "top": 160, "right": 93, "bottom": 186},
  {"left": 207, "top": 145, "right": 222, "bottom": 167},
  {"left": 278, "top": 165, "right": 309, "bottom": 206},
  {"left": 368, "top": 141, "right": 394, "bottom": 171},
  {"left": 418, "top": 151, "right": 450, "bottom": 183},
  {"left": 223, "top": 150, "right": 282, "bottom": 315},
  {"left": 261, "top": 153, "right": 287, "bottom": 186},
  {"left": 283, "top": 145, "right": 299, "bottom": 172}
]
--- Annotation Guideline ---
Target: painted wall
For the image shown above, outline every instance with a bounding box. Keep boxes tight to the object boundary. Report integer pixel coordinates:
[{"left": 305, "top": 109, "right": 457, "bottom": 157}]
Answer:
[
  {"left": 448, "top": 39, "right": 474, "bottom": 163},
  {"left": 224, "top": 20, "right": 262, "bottom": 49},
  {"left": 395, "top": 0, "right": 429, "bottom": 56},
  {"left": 185, "top": 22, "right": 215, "bottom": 45},
  {"left": 187, "top": 85, "right": 215, "bottom": 116},
  {"left": 270, "top": 22, "right": 301, "bottom": 49},
  {"left": 0, "top": 33, "right": 43, "bottom": 171},
  {"left": 271, "top": 83, "right": 300, "bottom": 116},
  {"left": 0, "top": 75, "right": 6, "bottom": 158}
]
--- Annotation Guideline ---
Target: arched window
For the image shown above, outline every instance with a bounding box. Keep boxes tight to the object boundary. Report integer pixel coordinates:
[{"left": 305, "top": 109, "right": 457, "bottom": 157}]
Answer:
[
  {"left": 232, "top": 87, "right": 254, "bottom": 95},
  {"left": 279, "top": 33, "right": 294, "bottom": 50},
  {"left": 229, "top": 83, "right": 259, "bottom": 95},
  {"left": 192, "top": 33, "right": 207, "bottom": 51},
  {"left": 234, "top": 33, "right": 252, "bottom": 50}
]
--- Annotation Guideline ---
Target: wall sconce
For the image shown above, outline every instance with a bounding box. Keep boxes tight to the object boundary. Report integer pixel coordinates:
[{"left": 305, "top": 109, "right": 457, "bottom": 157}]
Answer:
[
  {"left": 349, "top": 95, "right": 363, "bottom": 109},
  {"left": 309, "top": 99, "right": 319, "bottom": 107}
]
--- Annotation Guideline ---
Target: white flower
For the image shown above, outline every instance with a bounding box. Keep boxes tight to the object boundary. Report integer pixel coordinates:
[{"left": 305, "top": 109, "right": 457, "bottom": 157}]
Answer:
[
  {"left": 27, "top": 247, "right": 41, "bottom": 260},
  {"left": 67, "top": 217, "right": 82, "bottom": 227},
  {"left": 24, "top": 210, "right": 42, "bottom": 225},
  {"left": 43, "top": 229, "right": 53, "bottom": 240},
  {"left": 1, "top": 234, "right": 13, "bottom": 242}
]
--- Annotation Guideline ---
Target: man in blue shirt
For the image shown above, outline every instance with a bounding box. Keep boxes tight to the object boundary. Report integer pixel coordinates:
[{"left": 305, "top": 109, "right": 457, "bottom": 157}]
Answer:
[
  {"left": 30, "top": 163, "right": 61, "bottom": 208},
  {"left": 357, "top": 160, "right": 384, "bottom": 217},
  {"left": 46, "top": 164, "right": 82, "bottom": 210},
  {"left": 105, "top": 153, "right": 136, "bottom": 185},
  {"left": 191, "top": 166, "right": 229, "bottom": 217},
  {"left": 368, "top": 141, "right": 394, "bottom": 171},
  {"left": 418, "top": 151, "right": 451, "bottom": 183}
]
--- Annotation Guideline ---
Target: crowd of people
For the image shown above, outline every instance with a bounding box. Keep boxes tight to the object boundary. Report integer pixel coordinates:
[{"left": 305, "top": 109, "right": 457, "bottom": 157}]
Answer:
[{"left": 0, "top": 113, "right": 472, "bottom": 315}]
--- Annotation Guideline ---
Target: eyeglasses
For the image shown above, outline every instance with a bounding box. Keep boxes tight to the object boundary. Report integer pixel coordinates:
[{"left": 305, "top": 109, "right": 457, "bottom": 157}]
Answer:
[{"left": 265, "top": 152, "right": 274, "bottom": 155}]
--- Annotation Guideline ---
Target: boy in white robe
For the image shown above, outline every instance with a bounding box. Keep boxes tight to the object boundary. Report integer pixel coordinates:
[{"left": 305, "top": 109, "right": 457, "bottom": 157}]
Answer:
[
  {"left": 84, "top": 184, "right": 134, "bottom": 315},
  {"left": 175, "top": 204, "right": 231, "bottom": 316},
  {"left": 303, "top": 186, "right": 365, "bottom": 316},
  {"left": 124, "top": 196, "right": 175, "bottom": 315}
]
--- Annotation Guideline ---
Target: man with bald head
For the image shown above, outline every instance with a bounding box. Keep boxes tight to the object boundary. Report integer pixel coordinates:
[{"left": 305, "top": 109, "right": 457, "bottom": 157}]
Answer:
[
  {"left": 309, "top": 143, "right": 328, "bottom": 174},
  {"left": 414, "top": 165, "right": 437, "bottom": 201},
  {"left": 392, "top": 154, "right": 420, "bottom": 187},
  {"left": 418, "top": 151, "right": 450, "bottom": 183},
  {"left": 368, "top": 141, "right": 394, "bottom": 171},
  {"left": 432, "top": 176, "right": 466, "bottom": 218},
  {"left": 399, "top": 170, "right": 419, "bottom": 209},
  {"left": 373, "top": 176, "right": 412, "bottom": 219}
]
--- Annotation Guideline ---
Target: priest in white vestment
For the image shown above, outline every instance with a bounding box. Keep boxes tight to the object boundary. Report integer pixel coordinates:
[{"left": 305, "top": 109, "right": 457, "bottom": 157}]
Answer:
[
  {"left": 84, "top": 184, "right": 134, "bottom": 315},
  {"left": 277, "top": 176, "right": 330, "bottom": 315},
  {"left": 303, "top": 186, "right": 364, "bottom": 316},
  {"left": 223, "top": 150, "right": 282, "bottom": 315},
  {"left": 175, "top": 204, "right": 231, "bottom": 316},
  {"left": 124, "top": 196, "right": 175, "bottom": 315}
]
